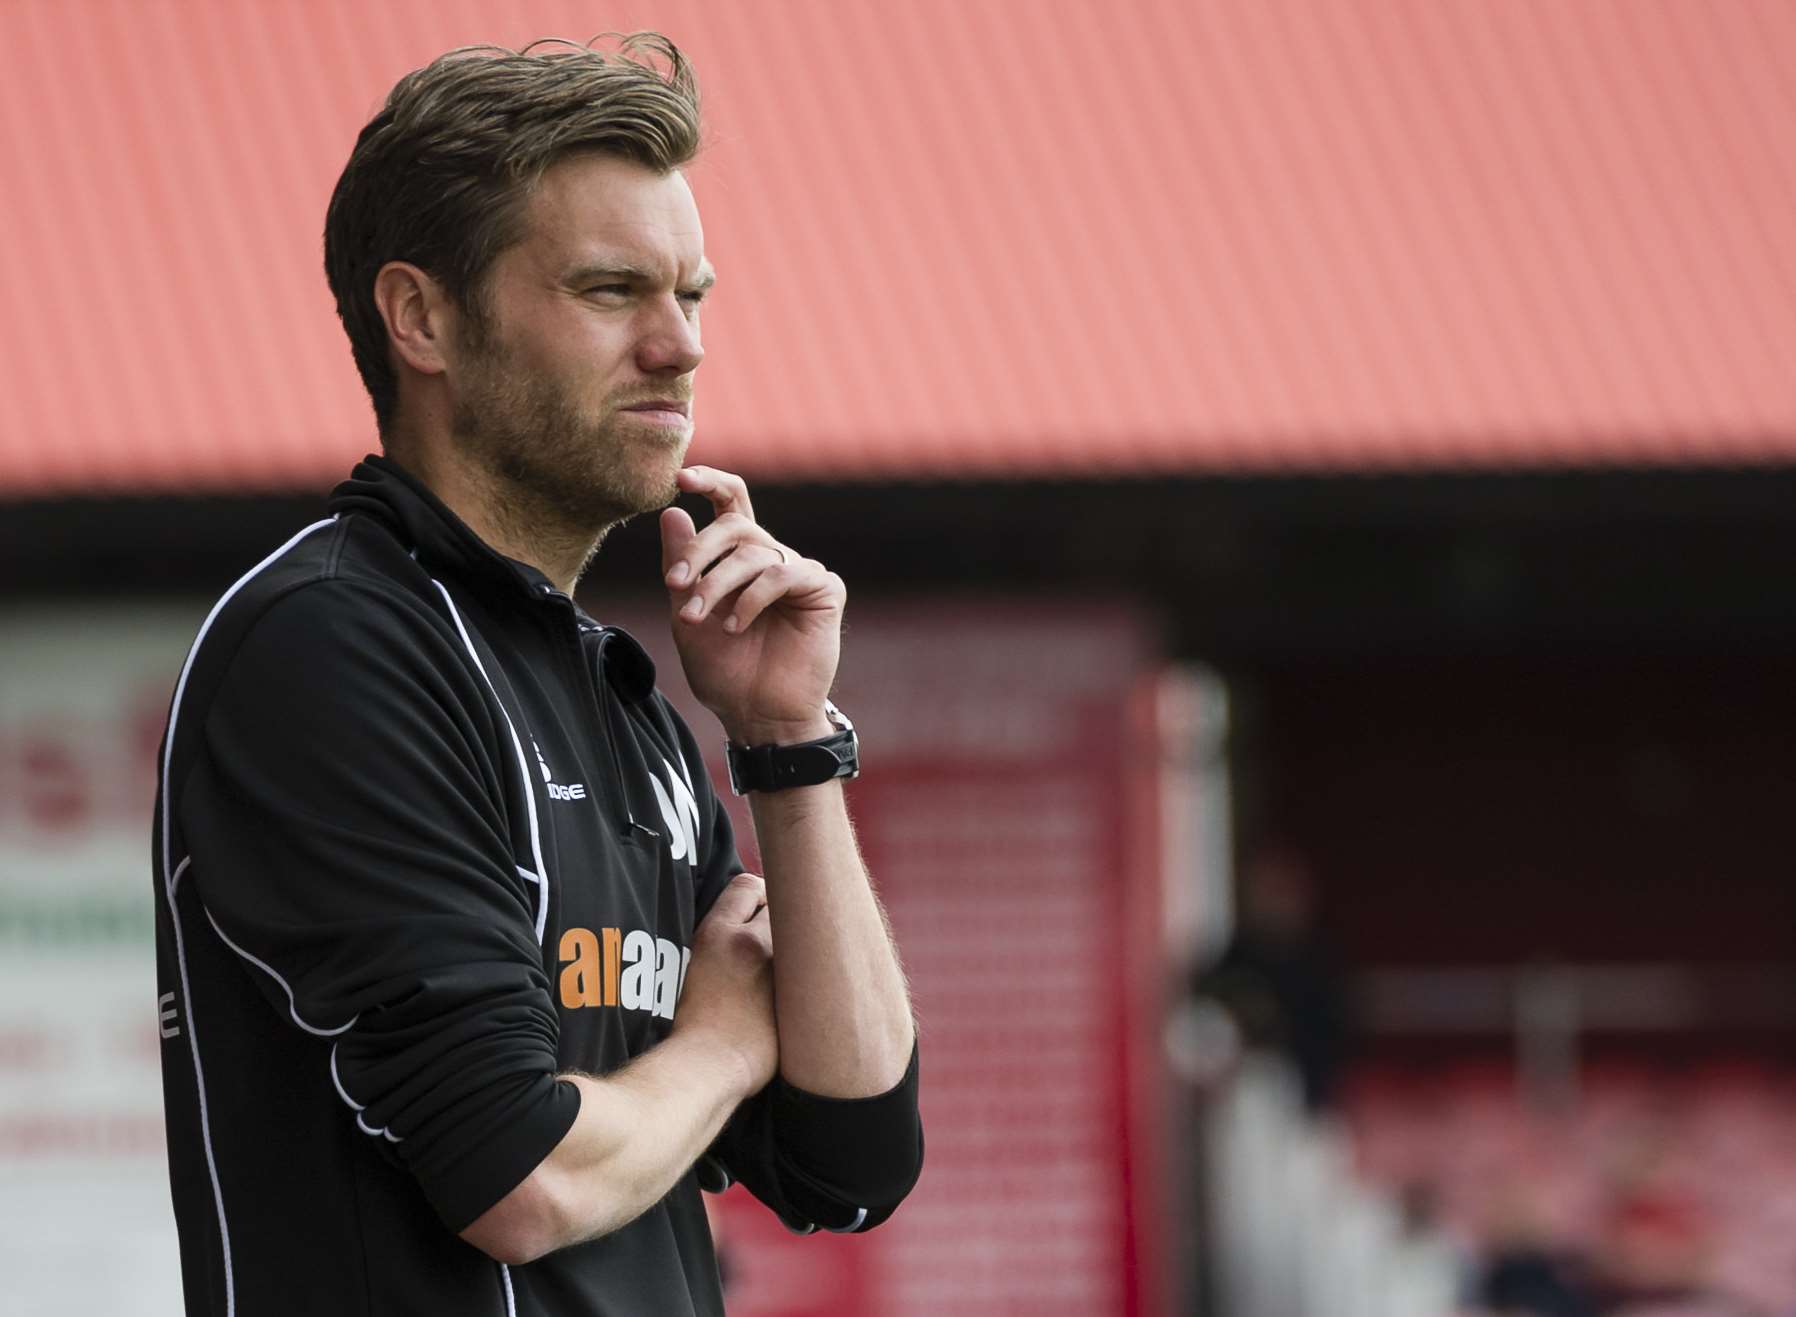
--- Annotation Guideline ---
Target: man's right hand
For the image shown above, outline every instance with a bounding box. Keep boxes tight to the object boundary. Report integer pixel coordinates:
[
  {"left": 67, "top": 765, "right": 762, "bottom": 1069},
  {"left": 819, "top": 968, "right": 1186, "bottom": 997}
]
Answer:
[{"left": 675, "top": 872, "right": 778, "bottom": 1097}]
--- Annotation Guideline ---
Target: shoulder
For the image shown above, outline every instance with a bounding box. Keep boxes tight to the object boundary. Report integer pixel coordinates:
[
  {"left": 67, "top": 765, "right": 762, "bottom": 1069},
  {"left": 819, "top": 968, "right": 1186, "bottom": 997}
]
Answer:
[{"left": 171, "top": 515, "right": 481, "bottom": 748}]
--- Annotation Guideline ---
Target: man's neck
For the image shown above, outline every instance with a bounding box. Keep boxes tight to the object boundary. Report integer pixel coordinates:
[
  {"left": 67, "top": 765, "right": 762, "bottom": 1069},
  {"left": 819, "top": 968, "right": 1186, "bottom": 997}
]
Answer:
[{"left": 398, "top": 444, "right": 604, "bottom": 595}]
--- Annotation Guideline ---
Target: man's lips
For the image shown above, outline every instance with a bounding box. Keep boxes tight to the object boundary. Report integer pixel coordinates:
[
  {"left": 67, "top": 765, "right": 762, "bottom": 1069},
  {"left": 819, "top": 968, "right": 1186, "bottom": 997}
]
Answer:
[{"left": 619, "top": 400, "right": 691, "bottom": 418}]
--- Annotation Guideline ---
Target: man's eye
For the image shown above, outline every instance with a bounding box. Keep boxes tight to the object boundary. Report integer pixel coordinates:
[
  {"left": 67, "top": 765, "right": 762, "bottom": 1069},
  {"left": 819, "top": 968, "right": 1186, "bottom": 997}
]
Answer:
[
  {"left": 586, "top": 284, "right": 631, "bottom": 297},
  {"left": 678, "top": 291, "right": 707, "bottom": 309}
]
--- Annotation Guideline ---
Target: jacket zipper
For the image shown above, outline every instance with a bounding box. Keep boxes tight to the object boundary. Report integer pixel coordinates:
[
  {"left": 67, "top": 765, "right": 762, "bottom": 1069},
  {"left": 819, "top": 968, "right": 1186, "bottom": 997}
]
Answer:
[{"left": 540, "top": 586, "right": 659, "bottom": 844}]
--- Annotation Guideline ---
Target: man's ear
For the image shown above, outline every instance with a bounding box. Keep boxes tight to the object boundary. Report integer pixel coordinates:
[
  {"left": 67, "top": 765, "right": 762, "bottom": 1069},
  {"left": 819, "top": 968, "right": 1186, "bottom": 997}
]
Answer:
[{"left": 372, "top": 261, "right": 455, "bottom": 378}]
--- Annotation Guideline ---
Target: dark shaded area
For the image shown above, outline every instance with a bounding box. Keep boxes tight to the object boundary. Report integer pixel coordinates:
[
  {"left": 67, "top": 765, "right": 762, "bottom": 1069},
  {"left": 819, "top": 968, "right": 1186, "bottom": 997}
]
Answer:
[
  {"left": 10, "top": 465, "right": 1796, "bottom": 658},
  {"left": 1239, "top": 651, "right": 1796, "bottom": 965}
]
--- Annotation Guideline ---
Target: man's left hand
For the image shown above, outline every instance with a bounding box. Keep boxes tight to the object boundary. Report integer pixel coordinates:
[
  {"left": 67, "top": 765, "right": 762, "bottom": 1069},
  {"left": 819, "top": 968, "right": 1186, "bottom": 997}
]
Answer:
[{"left": 660, "top": 466, "right": 843, "bottom": 745}]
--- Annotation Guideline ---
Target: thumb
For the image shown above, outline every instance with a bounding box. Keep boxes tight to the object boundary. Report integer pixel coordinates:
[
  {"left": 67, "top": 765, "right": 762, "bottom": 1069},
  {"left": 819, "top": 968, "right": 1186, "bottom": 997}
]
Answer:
[
  {"left": 660, "top": 505, "right": 696, "bottom": 577},
  {"left": 706, "top": 872, "right": 766, "bottom": 926}
]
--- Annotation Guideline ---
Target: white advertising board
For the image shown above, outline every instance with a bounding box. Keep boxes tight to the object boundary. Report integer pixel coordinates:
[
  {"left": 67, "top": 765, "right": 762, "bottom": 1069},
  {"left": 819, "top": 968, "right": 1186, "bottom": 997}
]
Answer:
[{"left": 0, "top": 604, "right": 203, "bottom": 1315}]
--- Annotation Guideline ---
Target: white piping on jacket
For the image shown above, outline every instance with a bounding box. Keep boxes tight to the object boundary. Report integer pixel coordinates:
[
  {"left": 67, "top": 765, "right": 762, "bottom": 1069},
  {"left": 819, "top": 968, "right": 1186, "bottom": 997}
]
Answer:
[
  {"left": 202, "top": 907, "right": 358, "bottom": 1038},
  {"left": 784, "top": 1205, "right": 869, "bottom": 1236},
  {"left": 204, "top": 902, "right": 399, "bottom": 1135},
  {"left": 158, "top": 516, "right": 339, "bottom": 1317},
  {"left": 326, "top": 1043, "right": 403, "bottom": 1143},
  {"left": 431, "top": 578, "right": 551, "bottom": 946}
]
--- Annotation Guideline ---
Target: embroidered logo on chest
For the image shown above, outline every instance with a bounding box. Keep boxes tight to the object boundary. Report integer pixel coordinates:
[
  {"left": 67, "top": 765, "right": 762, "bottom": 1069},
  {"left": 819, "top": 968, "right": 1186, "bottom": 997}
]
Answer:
[{"left": 532, "top": 739, "right": 588, "bottom": 803}]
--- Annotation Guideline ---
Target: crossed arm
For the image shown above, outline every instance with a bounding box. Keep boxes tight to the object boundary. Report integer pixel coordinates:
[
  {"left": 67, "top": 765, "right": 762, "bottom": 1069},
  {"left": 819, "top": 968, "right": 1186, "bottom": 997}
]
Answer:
[
  {"left": 462, "top": 789, "right": 915, "bottom": 1263},
  {"left": 463, "top": 468, "right": 915, "bottom": 1264}
]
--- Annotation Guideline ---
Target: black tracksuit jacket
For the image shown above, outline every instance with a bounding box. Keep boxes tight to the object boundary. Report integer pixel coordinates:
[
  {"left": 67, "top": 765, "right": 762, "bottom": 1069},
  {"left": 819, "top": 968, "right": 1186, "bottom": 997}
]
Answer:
[{"left": 152, "top": 456, "right": 923, "bottom": 1316}]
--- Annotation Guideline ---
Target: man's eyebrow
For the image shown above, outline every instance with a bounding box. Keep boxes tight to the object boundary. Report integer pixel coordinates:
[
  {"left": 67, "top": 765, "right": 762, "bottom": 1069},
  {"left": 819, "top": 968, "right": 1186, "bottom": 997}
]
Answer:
[{"left": 564, "top": 262, "right": 717, "bottom": 292}]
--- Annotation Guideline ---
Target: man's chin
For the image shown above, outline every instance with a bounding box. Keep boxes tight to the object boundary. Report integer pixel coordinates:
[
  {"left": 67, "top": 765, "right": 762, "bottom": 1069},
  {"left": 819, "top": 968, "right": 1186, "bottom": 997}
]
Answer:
[
  {"left": 587, "top": 460, "right": 683, "bottom": 527},
  {"left": 643, "top": 443, "right": 689, "bottom": 509}
]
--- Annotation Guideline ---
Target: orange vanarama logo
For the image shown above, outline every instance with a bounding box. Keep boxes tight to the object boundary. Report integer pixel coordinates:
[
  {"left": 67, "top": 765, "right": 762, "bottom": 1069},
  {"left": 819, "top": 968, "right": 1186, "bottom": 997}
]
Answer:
[{"left": 558, "top": 926, "right": 691, "bottom": 1020}]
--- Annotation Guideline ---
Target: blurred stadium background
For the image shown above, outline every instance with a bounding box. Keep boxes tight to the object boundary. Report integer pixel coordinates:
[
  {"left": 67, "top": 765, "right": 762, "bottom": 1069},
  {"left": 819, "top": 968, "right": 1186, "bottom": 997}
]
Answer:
[{"left": 4, "top": 2, "right": 1796, "bottom": 1314}]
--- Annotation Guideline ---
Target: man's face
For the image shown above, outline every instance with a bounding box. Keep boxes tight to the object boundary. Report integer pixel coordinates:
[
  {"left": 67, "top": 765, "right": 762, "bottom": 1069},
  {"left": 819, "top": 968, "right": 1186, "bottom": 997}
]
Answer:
[{"left": 448, "top": 153, "right": 712, "bottom": 530}]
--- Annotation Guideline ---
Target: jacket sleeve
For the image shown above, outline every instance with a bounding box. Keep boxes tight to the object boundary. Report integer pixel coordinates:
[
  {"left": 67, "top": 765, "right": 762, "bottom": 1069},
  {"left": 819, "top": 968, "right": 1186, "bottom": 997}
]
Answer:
[
  {"left": 176, "top": 580, "right": 579, "bottom": 1234},
  {"left": 672, "top": 710, "right": 925, "bottom": 1233},
  {"left": 712, "top": 1045, "right": 923, "bottom": 1234}
]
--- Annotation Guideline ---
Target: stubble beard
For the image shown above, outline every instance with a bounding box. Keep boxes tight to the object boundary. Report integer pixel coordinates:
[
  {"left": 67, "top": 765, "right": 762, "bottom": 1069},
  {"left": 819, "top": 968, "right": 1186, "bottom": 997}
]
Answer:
[{"left": 449, "top": 329, "right": 686, "bottom": 547}]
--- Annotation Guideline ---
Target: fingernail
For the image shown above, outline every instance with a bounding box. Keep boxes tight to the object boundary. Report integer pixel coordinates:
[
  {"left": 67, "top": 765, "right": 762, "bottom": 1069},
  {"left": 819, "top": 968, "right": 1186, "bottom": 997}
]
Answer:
[
  {"left": 723, "top": 615, "right": 740, "bottom": 633},
  {"left": 667, "top": 563, "right": 690, "bottom": 586},
  {"left": 681, "top": 597, "right": 703, "bottom": 620}
]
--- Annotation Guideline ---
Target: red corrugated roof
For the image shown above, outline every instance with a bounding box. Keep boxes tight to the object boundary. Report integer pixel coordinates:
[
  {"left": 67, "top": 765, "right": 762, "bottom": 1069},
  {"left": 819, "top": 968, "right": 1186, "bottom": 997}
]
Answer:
[{"left": 3, "top": 0, "right": 1794, "bottom": 495}]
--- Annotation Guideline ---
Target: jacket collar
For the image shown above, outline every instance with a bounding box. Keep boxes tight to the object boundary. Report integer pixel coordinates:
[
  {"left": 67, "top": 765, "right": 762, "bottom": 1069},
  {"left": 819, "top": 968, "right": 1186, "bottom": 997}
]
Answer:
[
  {"left": 328, "top": 454, "right": 658, "bottom": 703},
  {"left": 329, "top": 454, "right": 540, "bottom": 598}
]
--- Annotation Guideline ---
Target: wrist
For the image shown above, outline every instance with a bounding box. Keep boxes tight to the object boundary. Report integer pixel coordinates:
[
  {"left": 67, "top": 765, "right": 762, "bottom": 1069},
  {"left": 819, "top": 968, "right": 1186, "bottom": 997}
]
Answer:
[
  {"left": 725, "top": 700, "right": 858, "bottom": 796},
  {"left": 671, "top": 1019, "right": 767, "bottom": 1103},
  {"left": 724, "top": 714, "right": 834, "bottom": 746}
]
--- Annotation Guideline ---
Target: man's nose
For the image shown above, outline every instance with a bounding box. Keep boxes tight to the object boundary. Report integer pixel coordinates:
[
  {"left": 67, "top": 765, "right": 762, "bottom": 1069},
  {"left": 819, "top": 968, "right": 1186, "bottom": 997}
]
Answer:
[{"left": 637, "top": 296, "right": 704, "bottom": 375}]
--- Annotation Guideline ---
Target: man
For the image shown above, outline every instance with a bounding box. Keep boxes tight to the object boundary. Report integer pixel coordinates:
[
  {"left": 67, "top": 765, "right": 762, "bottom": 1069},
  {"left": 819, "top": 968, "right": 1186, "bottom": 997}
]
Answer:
[{"left": 153, "top": 35, "right": 921, "bottom": 1316}]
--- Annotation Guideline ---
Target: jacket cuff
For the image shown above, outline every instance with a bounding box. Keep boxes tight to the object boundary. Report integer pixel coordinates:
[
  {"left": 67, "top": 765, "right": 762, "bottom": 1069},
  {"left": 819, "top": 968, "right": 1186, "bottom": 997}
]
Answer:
[
  {"left": 769, "top": 1042, "right": 923, "bottom": 1221},
  {"left": 422, "top": 1076, "right": 582, "bottom": 1233}
]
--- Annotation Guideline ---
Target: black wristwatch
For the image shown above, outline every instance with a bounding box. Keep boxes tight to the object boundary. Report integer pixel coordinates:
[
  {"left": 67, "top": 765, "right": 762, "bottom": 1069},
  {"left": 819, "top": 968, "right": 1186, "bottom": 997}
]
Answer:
[{"left": 726, "top": 700, "right": 860, "bottom": 795}]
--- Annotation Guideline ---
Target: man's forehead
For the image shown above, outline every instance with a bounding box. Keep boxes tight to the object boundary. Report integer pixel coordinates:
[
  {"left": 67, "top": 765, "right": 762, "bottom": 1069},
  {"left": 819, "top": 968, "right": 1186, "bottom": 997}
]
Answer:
[{"left": 522, "top": 156, "right": 707, "bottom": 279}]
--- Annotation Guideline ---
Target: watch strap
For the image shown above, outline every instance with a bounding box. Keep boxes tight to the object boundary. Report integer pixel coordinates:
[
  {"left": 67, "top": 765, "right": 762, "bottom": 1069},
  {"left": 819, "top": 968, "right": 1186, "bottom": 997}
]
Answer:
[{"left": 727, "top": 703, "right": 860, "bottom": 795}]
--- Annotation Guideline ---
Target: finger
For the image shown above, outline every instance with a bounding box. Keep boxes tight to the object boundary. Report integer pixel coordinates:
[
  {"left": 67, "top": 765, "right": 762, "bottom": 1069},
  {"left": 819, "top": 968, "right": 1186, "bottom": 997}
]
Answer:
[
  {"left": 677, "top": 466, "right": 755, "bottom": 524},
  {"left": 676, "top": 544, "right": 788, "bottom": 625},
  {"left": 706, "top": 872, "right": 766, "bottom": 925},
  {"left": 665, "top": 511, "right": 771, "bottom": 591},
  {"left": 660, "top": 506, "right": 697, "bottom": 578},
  {"left": 725, "top": 560, "right": 839, "bottom": 635}
]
